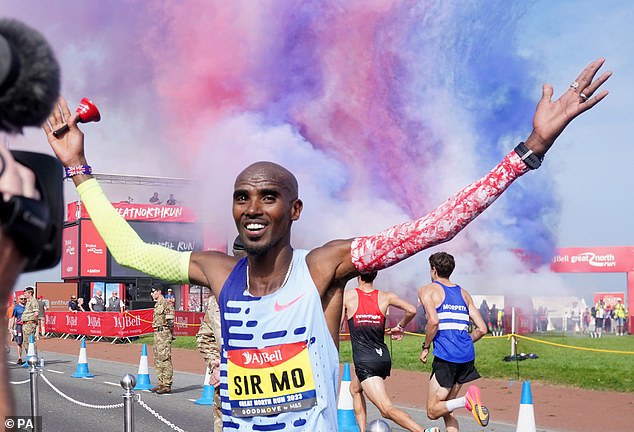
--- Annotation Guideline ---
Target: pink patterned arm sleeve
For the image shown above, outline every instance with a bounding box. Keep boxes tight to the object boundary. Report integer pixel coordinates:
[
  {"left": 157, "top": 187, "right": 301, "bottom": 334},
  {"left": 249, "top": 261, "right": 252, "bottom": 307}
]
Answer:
[{"left": 351, "top": 150, "right": 530, "bottom": 272}]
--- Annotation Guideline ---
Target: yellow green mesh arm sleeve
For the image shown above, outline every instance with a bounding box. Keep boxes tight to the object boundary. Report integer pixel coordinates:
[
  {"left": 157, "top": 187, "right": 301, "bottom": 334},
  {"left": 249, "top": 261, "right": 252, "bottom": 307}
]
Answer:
[{"left": 76, "top": 178, "right": 191, "bottom": 283}]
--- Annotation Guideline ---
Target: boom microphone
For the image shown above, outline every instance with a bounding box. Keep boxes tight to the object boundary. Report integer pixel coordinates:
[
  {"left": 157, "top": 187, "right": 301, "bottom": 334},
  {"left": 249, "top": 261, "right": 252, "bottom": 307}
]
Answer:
[{"left": 0, "top": 18, "right": 60, "bottom": 134}]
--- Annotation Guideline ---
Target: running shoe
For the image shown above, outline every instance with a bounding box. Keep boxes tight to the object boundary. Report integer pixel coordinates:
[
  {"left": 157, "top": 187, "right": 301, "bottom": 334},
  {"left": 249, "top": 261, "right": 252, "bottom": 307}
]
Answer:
[
  {"left": 464, "top": 384, "right": 489, "bottom": 427},
  {"left": 424, "top": 428, "right": 440, "bottom": 432}
]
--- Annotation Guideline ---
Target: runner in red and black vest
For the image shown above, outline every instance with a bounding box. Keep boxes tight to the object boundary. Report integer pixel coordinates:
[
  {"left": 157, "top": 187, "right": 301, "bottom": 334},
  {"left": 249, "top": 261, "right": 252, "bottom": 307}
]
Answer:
[{"left": 343, "top": 271, "right": 438, "bottom": 432}]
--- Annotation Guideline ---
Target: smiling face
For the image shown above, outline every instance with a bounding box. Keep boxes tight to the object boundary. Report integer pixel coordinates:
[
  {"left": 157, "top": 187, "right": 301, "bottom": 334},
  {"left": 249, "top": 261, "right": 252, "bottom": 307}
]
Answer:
[{"left": 233, "top": 162, "right": 302, "bottom": 257}]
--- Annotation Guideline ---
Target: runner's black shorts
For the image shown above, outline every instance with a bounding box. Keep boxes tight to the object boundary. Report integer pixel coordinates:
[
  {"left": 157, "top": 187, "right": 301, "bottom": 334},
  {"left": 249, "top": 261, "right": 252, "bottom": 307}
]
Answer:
[
  {"left": 431, "top": 357, "right": 480, "bottom": 388},
  {"left": 354, "top": 360, "right": 391, "bottom": 382}
]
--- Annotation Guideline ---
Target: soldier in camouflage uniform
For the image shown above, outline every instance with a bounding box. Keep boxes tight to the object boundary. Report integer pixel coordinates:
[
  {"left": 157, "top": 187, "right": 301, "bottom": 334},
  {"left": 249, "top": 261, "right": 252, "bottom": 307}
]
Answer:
[
  {"left": 150, "top": 285, "right": 174, "bottom": 394},
  {"left": 21, "top": 287, "right": 39, "bottom": 353},
  {"left": 197, "top": 295, "right": 222, "bottom": 431},
  {"left": 196, "top": 236, "right": 245, "bottom": 432}
]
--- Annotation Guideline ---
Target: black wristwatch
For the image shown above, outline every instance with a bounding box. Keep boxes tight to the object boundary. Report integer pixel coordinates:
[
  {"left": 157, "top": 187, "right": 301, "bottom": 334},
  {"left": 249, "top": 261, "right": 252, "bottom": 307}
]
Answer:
[
  {"left": 422, "top": 344, "right": 431, "bottom": 351},
  {"left": 514, "top": 141, "right": 543, "bottom": 170}
]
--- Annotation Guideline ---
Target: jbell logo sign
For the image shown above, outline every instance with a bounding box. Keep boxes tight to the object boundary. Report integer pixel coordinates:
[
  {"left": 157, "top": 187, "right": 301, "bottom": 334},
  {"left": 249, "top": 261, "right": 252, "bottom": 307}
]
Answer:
[
  {"left": 113, "top": 315, "right": 124, "bottom": 328},
  {"left": 66, "top": 315, "right": 78, "bottom": 326},
  {"left": 113, "top": 314, "right": 141, "bottom": 329},
  {"left": 87, "top": 316, "right": 102, "bottom": 328},
  {"left": 125, "top": 314, "right": 141, "bottom": 328},
  {"left": 46, "top": 315, "right": 56, "bottom": 326},
  {"left": 175, "top": 316, "right": 189, "bottom": 329}
]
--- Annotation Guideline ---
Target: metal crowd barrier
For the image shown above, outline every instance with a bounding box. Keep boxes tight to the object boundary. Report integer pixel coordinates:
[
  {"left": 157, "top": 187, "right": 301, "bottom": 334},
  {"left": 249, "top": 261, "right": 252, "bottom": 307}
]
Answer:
[{"left": 10, "top": 355, "right": 190, "bottom": 432}]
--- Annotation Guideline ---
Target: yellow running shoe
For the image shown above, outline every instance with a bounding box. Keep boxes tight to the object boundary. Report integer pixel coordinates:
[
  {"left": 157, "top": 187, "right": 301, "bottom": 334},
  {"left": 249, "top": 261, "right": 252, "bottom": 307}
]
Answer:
[{"left": 464, "top": 385, "right": 489, "bottom": 427}]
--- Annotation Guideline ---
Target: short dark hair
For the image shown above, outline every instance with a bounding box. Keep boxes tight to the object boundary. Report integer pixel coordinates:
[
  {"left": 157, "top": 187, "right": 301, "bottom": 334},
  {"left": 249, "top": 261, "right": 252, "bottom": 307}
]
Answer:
[
  {"left": 359, "top": 271, "right": 378, "bottom": 283},
  {"left": 24, "top": 286, "right": 34, "bottom": 292},
  {"left": 429, "top": 252, "right": 455, "bottom": 278},
  {"left": 150, "top": 285, "right": 163, "bottom": 294}
]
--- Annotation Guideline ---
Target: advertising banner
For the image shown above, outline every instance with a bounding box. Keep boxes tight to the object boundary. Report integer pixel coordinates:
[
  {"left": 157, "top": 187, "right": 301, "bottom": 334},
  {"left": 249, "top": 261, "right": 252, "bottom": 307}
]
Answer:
[
  {"left": 67, "top": 201, "right": 197, "bottom": 223},
  {"left": 551, "top": 246, "right": 634, "bottom": 273},
  {"left": 173, "top": 311, "right": 205, "bottom": 336},
  {"left": 592, "top": 292, "right": 625, "bottom": 308},
  {"left": 80, "top": 220, "right": 108, "bottom": 277},
  {"left": 45, "top": 310, "right": 203, "bottom": 337},
  {"left": 61, "top": 224, "right": 79, "bottom": 278}
]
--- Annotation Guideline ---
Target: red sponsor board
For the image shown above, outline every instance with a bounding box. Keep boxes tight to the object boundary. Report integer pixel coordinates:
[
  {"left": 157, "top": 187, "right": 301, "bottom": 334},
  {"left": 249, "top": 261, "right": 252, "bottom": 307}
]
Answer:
[
  {"left": 80, "top": 220, "right": 108, "bottom": 277},
  {"left": 46, "top": 310, "right": 152, "bottom": 337},
  {"left": 593, "top": 292, "right": 625, "bottom": 308},
  {"left": 67, "top": 201, "right": 197, "bottom": 223},
  {"left": 551, "top": 247, "right": 634, "bottom": 273},
  {"left": 46, "top": 310, "right": 203, "bottom": 337},
  {"left": 61, "top": 225, "right": 79, "bottom": 278},
  {"left": 173, "top": 311, "right": 205, "bottom": 336}
]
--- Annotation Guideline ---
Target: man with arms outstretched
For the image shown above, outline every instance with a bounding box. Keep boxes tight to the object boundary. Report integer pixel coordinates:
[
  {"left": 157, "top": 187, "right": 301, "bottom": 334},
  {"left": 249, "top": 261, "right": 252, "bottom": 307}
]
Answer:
[{"left": 44, "top": 59, "right": 610, "bottom": 430}]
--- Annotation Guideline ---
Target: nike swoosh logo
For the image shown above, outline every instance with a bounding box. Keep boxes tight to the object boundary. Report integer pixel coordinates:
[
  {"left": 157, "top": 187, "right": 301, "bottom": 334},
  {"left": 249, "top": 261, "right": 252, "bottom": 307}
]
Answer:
[{"left": 274, "top": 294, "right": 304, "bottom": 312}]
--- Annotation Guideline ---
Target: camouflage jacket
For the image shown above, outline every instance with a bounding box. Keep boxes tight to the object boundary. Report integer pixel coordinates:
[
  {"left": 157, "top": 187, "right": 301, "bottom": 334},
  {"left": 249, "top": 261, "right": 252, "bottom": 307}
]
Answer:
[
  {"left": 21, "top": 297, "right": 39, "bottom": 322},
  {"left": 153, "top": 297, "right": 174, "bottom": 328},
  {"left": 196, "top": 296, "right": 221, "bottom": 366}
]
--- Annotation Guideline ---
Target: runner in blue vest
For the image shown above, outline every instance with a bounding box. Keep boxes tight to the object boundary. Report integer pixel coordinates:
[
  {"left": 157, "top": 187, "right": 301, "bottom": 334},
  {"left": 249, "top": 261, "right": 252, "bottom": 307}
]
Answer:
[{"left": 418, "top": 252, "right": 489, "bottom": 431}]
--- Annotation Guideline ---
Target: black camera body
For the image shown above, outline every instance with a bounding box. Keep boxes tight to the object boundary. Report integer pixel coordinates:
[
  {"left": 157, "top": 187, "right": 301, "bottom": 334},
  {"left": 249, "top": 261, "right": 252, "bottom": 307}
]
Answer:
[{"left": 0, "top": 151, "right": 64, "bottom": 272}]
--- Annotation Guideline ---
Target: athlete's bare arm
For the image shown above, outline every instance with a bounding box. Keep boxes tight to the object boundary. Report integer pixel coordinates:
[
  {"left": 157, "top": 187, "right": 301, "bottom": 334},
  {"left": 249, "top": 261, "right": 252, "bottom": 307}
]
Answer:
[
  {"left": 188, "top": 251, "right": 240, "bottom": 298},
  {"left": 306, "top": 239, "right": 356, "bottom": 343},
  {"left": 419, "top": 283, "right": 441, "bottom": 364},
  {"left": 382, "top": 291, "right": 417, "bottom": 341},
  {"left": 341, "top": 287, "right": 359, "bottom": 320},
  {"left": 462, "top": 289, "right": 487, "bottom": 343}
]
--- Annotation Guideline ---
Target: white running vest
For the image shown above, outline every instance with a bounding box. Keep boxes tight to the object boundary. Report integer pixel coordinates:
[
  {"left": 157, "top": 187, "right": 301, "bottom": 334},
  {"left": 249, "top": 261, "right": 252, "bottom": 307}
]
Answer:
[{"left": 218, "top": 249, "right": 340, "bottom": 431}]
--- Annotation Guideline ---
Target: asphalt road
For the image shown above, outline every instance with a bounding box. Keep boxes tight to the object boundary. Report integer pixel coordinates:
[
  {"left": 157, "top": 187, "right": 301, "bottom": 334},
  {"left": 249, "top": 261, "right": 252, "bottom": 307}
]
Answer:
[
  {"left": 9, "top": 350, "right": 213, "bottom": 432},
  {"left": 8, "top": 348, "right": 538, "bottom": 432}
]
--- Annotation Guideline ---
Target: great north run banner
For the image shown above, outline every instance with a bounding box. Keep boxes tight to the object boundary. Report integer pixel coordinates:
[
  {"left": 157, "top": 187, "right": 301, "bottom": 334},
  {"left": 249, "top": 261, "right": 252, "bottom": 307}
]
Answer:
[{"left": 45, "top": 310, "right": 204, "bottom": 337}]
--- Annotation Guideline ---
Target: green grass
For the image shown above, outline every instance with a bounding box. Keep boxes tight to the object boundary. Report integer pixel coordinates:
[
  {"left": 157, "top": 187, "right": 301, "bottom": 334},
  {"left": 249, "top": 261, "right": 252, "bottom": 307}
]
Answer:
[
  {"left": 340, "top": 333, "right": 634, "bottom": 393},
  {"left": 134, "top": 333, "right": 634, "bottom": 393},
  {"left": 132, "top": 334, "right": 199, "bottom": 350}
]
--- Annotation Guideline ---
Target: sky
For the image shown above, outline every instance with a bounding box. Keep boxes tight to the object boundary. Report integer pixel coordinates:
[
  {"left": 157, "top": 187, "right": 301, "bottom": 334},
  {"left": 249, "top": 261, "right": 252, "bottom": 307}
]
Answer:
[{"left": 4, "top": 0, "right": 633, "bottom": 305}]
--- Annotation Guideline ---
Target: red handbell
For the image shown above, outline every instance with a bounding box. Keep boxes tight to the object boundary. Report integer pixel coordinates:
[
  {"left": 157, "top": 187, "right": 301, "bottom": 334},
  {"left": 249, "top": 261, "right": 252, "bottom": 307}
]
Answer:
[
  {"left": 76, "top": 97, "right": 101, "bottom": 123},
  {"left": 52, "top": 97, "right": 101, "bottom": 138}
]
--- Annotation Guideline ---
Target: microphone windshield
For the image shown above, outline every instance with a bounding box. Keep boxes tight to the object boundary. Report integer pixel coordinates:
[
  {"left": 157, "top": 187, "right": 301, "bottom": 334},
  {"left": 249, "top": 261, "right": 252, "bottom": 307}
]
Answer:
[{"left": 0, "top": 18, "right": 60, "bottom": 134}]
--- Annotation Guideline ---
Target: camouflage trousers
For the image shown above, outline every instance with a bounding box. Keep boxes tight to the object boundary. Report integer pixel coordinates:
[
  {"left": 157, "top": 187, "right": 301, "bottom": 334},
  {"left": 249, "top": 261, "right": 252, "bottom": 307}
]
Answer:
[
  {"left": 213, "top": 386, "right": 222, "bottom": 432},
  {"left": 22, "top": 321, "right": 38, "bottom": 354},
  {"left": 153, "top": 329, "right": 173, "bottom": 387}
]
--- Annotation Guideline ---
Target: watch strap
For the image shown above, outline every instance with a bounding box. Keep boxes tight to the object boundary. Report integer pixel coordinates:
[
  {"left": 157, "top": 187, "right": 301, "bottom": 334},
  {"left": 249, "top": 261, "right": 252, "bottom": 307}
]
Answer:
[{"left": 514, "top": 142, "right": 543, "bottom": 170}]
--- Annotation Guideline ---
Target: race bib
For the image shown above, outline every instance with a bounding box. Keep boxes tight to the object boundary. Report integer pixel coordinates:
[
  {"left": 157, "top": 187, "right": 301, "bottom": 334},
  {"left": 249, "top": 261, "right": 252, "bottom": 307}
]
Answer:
[{"left": 227, "top": 341, "right": 317, "bottom": 417}]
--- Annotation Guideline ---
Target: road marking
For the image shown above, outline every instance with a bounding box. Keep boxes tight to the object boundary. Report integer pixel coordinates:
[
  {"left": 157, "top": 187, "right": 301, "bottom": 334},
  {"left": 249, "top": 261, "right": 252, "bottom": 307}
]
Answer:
[
  {"left": 46, "top": 369, "right": 64, "bottom": 374},
  {"left": 187, "top": 398, "right": 196, "bottom": 402},
  {"left": 103, "top": 381, "right": 120, "bottom": 387}
]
